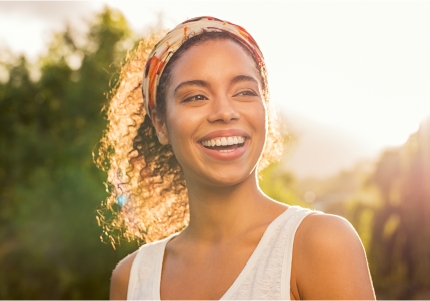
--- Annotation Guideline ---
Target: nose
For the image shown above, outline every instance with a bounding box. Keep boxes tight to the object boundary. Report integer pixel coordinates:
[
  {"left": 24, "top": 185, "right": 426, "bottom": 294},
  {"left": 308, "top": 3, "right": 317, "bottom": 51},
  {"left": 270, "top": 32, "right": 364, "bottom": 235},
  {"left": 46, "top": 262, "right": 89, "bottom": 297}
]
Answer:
[{"left": 207, "top": 95, "right": 240, "bottom": 123}]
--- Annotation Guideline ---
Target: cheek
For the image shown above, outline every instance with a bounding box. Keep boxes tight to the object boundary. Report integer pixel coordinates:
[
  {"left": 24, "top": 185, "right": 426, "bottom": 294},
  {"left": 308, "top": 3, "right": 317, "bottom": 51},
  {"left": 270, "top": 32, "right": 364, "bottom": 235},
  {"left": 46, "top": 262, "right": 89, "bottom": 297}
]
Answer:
[
  {"left": 164, "top": 108, "right": 196, "bottom": 150},
  {"left": 259, "top": 101, "right": 268, "bottom": 129},
  {"left": 255, "top": 104, "right": 268, "bottom": 146},
  {"left": 252, "top": 102, "right": 267, "bottom": 129}
]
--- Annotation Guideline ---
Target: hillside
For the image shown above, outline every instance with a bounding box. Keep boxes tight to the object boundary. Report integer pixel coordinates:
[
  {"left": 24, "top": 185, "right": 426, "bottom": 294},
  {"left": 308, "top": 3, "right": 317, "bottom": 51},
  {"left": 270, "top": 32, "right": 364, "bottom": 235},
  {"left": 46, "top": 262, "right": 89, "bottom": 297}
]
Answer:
[{"left": 281, "top": 112, "right": 377, "bottom": 179}]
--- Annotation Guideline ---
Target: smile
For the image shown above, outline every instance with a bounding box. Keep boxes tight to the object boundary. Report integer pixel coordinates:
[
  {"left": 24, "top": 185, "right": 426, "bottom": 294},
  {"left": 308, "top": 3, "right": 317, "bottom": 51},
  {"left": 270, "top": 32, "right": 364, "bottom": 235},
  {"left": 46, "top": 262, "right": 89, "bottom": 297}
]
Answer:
[{"left": 201, "top": 136, "right": 246, "bottom": 151}]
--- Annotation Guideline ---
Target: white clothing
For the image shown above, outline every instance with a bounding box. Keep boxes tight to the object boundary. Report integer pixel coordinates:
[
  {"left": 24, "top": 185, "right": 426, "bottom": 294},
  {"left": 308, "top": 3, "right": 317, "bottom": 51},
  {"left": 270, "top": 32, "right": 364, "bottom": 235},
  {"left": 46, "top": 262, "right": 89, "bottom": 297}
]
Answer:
[{"left": 127, "top": 206, "right": 317, "bottom": 300}]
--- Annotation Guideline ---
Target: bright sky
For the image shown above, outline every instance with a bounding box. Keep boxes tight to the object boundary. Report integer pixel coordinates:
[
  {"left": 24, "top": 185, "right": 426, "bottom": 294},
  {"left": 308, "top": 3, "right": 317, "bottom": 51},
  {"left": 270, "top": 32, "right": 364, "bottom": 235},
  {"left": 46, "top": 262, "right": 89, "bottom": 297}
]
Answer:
[{"left": 1, "top": 1, "right": 429, "bottom": 177}]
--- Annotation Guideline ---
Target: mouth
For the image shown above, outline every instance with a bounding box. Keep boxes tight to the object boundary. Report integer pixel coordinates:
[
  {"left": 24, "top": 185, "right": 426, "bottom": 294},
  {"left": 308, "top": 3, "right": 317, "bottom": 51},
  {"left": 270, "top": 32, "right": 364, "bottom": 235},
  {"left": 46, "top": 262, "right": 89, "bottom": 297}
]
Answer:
[{"left": 200, "top": 136, "right": 246, "bottom": 153}]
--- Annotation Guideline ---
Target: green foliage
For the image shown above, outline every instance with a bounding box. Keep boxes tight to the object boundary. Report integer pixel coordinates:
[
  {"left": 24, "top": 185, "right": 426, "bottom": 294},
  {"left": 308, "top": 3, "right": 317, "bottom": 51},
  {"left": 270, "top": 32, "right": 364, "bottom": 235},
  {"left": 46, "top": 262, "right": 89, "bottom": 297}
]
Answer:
[
  {"left": 259, "top": 161, "right": 308, "bottom": 207},
  {"left": 0, "top": 7, "right": 137, "bottom": 299},
  {"left": 364, "top": 119, "right": 430, "bottom": 299}
]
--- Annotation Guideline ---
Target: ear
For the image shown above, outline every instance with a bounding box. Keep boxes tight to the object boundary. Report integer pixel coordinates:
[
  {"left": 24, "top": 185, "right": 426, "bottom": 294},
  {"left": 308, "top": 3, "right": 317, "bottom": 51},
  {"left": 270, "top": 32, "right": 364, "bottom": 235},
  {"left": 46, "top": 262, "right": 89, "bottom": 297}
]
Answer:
[{"left": 151, "top": 110, "right": 169, "bottom": 145}]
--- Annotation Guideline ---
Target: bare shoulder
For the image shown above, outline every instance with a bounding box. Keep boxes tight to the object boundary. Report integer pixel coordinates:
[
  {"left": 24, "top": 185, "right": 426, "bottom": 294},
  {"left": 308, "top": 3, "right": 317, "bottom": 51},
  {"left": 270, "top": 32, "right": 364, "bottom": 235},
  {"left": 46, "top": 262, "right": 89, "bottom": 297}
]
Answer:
[
  {"left": 109, "top": 250, "right": 138, "bottom": 300},
  {"left": 297, "top": 213, "right": 361, "bottom": 249},
  {"left": 291, "top": 213, "right": 375, "bottom": 300}
]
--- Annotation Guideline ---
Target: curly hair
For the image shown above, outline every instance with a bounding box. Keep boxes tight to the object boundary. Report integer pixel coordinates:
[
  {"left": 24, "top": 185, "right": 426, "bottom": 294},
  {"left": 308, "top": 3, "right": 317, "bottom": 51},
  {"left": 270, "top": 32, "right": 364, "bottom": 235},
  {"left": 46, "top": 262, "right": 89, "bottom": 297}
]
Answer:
[{"left": 95, "top": 31, "right": 284, "bottom": 246}]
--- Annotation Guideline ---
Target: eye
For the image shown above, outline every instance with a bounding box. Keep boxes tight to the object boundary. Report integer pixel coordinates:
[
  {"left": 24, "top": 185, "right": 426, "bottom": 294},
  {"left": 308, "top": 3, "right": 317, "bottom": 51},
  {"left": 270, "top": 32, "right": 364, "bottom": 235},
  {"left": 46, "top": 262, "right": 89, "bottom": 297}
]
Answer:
[
  {"left": 234, "top": 90, "right": 258, "bottom": 97},
  {"left": 182, "top": 94, "right": 208, "bottom": 102}
]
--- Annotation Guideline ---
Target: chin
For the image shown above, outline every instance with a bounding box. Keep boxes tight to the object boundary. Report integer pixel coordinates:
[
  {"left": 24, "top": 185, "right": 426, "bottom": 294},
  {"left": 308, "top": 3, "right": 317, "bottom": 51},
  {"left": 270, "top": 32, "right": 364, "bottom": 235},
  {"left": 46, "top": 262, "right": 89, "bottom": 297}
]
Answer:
[{"left": 195, "top": 167, "right": 258, "bottom": 188}]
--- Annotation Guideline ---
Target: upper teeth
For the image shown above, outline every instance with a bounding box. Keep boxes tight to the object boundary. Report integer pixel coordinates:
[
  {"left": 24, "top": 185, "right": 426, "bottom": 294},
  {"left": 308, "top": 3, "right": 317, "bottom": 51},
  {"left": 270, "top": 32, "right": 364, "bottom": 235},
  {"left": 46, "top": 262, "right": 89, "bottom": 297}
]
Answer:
[{"left": 201, "top": 136, "right": 245, "bottom": 147}]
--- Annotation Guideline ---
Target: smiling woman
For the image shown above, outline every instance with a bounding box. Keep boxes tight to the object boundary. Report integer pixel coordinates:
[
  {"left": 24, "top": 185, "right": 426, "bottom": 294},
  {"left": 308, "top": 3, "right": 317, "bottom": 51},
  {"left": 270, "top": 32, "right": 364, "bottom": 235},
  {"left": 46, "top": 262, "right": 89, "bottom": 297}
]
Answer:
[{"left": 97, "top": 16, "right": 375, "bottom": 300}]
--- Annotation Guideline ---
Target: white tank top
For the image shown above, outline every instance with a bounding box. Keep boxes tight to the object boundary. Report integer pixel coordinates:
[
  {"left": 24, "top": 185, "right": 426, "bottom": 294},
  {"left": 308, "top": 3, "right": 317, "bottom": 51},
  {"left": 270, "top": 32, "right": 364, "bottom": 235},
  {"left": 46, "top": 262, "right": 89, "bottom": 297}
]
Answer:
[{"left": 127, "top": 206, "right": 317, "bottom": 300}]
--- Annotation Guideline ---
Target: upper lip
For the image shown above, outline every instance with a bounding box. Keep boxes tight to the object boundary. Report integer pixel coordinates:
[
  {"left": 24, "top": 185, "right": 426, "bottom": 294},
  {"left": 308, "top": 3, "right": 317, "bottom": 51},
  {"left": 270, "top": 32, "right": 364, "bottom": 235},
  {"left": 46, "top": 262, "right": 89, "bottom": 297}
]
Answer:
[{"left": 198, "top": 129, "right": 250, "bottom": 142}]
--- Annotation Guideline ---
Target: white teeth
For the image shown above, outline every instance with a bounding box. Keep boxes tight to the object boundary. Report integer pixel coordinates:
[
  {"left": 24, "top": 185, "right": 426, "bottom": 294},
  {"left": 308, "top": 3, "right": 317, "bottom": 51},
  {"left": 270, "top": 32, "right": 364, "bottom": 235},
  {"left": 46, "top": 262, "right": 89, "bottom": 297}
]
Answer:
[{"left": 201, "top": 136, "right": 246, "bottom": 148}]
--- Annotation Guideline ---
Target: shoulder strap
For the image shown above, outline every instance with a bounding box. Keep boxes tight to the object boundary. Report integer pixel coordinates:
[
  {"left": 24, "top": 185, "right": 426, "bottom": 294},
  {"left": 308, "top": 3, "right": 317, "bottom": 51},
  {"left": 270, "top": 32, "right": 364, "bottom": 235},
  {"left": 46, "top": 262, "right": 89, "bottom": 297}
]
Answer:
[
  {"left": 281, "top": 207, "right": 319, "bottom": 299},
  {"left": 126, "top": 233, "right": 178, "bottom": 300},
  {"left": 127, "top": 243, "right": 147, "bottom": 299}
]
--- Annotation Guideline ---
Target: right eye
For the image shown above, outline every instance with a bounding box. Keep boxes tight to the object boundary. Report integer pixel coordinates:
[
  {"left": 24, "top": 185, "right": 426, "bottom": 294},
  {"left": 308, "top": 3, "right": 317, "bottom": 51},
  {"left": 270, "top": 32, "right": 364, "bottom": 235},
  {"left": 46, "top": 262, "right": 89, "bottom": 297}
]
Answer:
[{"left": 182, "top": 94, "right": 208, "bottom": 102}]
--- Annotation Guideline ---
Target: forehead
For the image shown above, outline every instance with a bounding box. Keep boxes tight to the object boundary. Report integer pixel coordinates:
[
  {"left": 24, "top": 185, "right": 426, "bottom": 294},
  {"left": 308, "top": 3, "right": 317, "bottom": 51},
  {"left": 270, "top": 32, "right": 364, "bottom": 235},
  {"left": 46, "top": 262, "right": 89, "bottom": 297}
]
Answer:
[{"left": 168, "top": 39, "right": 262, "bottom": 86}]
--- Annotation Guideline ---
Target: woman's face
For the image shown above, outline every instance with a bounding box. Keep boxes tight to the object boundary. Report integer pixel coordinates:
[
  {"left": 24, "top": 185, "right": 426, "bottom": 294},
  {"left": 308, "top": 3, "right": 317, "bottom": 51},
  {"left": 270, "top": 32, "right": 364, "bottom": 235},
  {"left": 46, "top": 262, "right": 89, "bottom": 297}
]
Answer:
[{"left": 154, "top": 39, "right": 267, "bottom": 187}]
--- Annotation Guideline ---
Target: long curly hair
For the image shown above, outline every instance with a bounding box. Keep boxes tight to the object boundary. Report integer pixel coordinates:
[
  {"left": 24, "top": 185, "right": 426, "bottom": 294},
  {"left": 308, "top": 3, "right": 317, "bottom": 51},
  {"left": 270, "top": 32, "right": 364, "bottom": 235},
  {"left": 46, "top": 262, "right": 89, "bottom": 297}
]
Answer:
[{"left": 95, "top": 31, "right": 284, "bottom": 246}]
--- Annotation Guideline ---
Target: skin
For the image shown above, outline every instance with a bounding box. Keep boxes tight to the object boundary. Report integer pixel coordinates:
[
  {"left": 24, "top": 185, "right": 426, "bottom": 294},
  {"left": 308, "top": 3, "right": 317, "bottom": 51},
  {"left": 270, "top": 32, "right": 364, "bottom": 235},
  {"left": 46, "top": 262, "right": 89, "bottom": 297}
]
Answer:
[{"left": 110, "top": 39, "right": 376, "bottom": 300}]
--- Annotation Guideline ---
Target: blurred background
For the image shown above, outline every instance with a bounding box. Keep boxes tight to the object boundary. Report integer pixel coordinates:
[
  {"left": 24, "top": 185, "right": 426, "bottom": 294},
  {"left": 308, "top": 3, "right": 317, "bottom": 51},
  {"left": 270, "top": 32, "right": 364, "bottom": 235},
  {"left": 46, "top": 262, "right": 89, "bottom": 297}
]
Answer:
[{"left": 0, "top": 1, "right": 429, "bottom": 299}]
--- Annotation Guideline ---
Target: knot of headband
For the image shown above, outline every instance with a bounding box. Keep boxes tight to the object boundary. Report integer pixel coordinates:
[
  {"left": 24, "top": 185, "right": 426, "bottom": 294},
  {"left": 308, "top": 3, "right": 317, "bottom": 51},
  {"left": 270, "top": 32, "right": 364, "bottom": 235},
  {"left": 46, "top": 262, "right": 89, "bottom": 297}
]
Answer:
[{"left": 142, "top": 16, "right": 265, "bottom": 118}]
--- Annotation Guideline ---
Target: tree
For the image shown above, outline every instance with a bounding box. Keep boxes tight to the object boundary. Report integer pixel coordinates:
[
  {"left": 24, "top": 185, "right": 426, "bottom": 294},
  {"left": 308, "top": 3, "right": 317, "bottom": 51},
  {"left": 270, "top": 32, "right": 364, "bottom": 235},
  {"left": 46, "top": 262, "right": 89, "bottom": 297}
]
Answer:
[
  {"left": 0, "top": 7, "right": 138, "bottom": 299},
  {"left": 365, "top": 117, "right": 430, "bottom": 299}
]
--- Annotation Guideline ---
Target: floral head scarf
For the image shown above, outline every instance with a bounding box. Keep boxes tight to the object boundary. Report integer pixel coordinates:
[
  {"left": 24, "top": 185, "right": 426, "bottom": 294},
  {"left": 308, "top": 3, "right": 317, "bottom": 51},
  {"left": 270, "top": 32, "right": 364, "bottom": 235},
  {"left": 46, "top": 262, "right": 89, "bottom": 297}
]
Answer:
[{"left": 142, "top": 16, "right": 265, "bottom": 118}]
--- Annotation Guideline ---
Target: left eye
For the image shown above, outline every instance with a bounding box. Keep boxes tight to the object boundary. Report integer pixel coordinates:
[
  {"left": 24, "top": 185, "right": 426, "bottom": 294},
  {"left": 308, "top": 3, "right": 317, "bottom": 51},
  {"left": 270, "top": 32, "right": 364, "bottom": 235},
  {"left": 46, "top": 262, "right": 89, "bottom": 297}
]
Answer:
[
  {"left": 182, "top": 94, "right": 207, "bottom": 102},
  {"left": 235, "top": 90, "right": 257, "bottom": 97}
]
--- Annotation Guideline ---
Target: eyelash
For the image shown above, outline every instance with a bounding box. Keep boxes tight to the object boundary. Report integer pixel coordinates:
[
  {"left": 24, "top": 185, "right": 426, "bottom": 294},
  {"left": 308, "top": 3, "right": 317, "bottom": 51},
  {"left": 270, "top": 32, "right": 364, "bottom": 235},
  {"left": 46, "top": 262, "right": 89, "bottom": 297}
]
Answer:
[
  {"left": 235, "top": 90, "right": 257, "bottom": 97},
  {"left": 182, "top": 94, "right": 208, "bottom": 102},
  {"left": 182, "top": 90, "right": 257, "bottom": 102}
]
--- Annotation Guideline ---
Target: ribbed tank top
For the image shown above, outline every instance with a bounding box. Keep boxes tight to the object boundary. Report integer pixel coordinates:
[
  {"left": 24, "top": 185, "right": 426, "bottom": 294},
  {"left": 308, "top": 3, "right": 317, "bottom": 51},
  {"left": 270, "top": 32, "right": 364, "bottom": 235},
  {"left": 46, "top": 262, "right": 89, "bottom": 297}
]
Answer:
[{"left": 127, "top": 206, "right": 317, "bottom": 300}]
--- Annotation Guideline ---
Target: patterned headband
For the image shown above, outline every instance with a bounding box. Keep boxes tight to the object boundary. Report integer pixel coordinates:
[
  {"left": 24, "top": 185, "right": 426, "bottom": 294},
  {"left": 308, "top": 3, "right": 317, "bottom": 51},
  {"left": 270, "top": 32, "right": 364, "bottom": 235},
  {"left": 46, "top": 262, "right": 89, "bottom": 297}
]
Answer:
[{"left": 142, "top": 16, "right": 265, "bottom": 118}]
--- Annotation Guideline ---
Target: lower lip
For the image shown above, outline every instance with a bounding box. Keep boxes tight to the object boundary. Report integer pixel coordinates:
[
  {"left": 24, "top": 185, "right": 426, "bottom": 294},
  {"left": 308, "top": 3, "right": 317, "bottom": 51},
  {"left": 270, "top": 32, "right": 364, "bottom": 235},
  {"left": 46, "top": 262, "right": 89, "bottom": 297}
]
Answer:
[{"left": 198, "top": 140, "right": 249, "bottom": 160}]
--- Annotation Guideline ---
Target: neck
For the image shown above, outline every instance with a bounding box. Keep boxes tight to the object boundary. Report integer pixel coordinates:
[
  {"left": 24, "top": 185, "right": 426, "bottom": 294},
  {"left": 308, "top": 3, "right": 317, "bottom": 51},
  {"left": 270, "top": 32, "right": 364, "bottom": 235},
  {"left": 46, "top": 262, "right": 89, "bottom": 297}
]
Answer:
[{"left": 182, "top": 171, "right": 274, "bottom": 242}]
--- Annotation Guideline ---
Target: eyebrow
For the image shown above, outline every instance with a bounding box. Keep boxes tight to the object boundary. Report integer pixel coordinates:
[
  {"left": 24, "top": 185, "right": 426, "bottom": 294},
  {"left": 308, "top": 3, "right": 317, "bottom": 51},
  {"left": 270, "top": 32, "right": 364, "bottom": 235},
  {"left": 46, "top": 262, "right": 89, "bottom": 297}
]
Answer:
[
  {"left": 173, "top": 75, "right": 260, "bottom": 95},
  {"left": 230, "top": 75, "right": 259, "bottom": 86},
  {"left": 174, "top": 80, "right": 210, "bottom": 95}
]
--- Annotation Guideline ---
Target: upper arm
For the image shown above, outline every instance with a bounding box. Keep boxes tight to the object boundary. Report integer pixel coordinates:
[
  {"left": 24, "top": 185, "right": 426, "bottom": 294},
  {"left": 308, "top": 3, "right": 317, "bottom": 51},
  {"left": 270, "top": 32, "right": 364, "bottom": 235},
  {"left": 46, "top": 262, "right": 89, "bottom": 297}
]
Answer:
[
  {"left": 110, "top": 251, "right": 138, "bottom": 300},
  {"left": 291, "top": 213, "right": 375, "bottom": 300}
]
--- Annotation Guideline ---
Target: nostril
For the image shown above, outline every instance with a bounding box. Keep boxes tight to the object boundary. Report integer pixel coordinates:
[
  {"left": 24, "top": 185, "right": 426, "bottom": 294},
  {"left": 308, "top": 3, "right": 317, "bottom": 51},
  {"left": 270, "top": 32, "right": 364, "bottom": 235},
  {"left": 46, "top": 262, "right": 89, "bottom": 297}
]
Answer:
[
  {"left": 208, "top": 108, "right": 240, "bottom": 123},
  {"left": 206, "top": 98, "right": 241, "bottom": 123}
]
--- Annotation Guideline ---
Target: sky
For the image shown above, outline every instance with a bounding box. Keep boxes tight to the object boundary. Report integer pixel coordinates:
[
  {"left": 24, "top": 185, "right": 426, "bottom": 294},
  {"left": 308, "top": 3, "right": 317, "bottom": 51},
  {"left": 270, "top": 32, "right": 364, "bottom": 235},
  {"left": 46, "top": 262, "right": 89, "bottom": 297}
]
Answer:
[{"left": 1, "top": 1, "right": 429, "bottom": 177}]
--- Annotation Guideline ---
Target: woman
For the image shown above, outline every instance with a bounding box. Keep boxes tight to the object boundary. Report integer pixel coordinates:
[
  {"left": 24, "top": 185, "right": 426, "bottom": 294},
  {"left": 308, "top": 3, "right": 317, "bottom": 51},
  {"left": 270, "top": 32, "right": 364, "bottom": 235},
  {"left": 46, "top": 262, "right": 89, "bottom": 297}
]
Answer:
[{"left": 100, "top": 16, "right": 375, "bottom": 300}]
